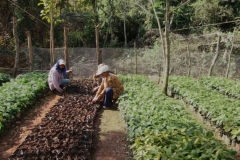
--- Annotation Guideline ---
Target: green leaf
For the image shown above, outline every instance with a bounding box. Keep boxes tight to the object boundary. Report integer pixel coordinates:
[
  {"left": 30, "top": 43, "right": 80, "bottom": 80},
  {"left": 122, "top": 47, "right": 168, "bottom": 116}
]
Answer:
[{"left": 231, "top": 128, "right": 240, "bottom": 135}]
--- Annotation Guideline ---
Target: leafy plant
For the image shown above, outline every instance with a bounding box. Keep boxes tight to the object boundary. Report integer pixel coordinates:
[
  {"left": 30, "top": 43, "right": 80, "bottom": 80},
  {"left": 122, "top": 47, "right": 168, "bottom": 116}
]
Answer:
[
  {"left": 199, "top": 76, "right": 240, "bottom": 99},
  {"left": 0, "top": 73, "right": 11, "bottom": 85},
  {"left": 0, "top": 72, "right": 48, "bottom": 133},
  {"left": 118, "top": 74, "right": 236, "bottom": 159},
  {"left": 169, "top": 75, "right": 240, "bottom": 142}
]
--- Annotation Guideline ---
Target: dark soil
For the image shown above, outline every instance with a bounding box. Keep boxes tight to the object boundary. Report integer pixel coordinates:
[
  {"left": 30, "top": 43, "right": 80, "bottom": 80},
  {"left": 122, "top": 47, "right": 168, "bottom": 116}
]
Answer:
[{"left": 0, "top": 80, "right": 132, "bottom": 160}]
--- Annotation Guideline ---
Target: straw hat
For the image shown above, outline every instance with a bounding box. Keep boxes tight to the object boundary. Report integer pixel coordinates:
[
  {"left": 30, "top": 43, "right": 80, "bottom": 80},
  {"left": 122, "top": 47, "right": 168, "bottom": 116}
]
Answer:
[{"left": 96, "top": 65, "right": 109, "bottom": 76}]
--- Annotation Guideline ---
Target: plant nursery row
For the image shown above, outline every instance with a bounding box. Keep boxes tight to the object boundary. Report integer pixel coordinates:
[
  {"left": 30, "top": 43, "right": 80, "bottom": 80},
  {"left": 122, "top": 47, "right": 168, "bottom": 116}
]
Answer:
[
  {"left": 7, "top": 79, "right": 100, "bottom": 159},
  {"left": 118, "top": 75, "right": 237, "bottom": 160},
  {"left": 168, "top": 75, "right": 240, "bottom": 148},
  {"left": 0, "top": 72, "right": 48, "bottom": 132},
  {"left": 1, "top": 72, "right": 239, "bottom": 159}
]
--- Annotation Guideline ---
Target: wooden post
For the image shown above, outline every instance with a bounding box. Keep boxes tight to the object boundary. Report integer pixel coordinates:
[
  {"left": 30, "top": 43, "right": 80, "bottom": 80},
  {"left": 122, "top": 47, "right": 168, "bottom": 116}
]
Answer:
[
  {"left": 134, "top": 41, "right": 137, "bottom": 74},
  {"left": 225, "top": 33, "right": 235, "bottom": 79},
  {"left": 13, "top": 16, "right": 20, "bottom": 77},
  {"left": 187, "top": 41, "right": 191, "bottom": 77},
  {"left": 95, "top": 25, "right": 102, "bottom": 65},
  {"left": 26, "top": 31, "right": 33, "bottom": 72},
  {"left": 208, "top": 32, "right": 221, "bottom": 76},
  {"left": 64, "top": 26, "right": 69, "bottom": 69},
  {"left": 50, "top": 0, "right": 54, "bottom": 66}
]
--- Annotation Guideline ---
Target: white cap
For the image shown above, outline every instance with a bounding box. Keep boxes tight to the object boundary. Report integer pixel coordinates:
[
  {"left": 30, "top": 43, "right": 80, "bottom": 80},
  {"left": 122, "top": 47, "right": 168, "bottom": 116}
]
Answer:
[
  {"left": 98, "top": 63, "right": 105, "bottom": 69},
  {"left": 96, "top": 65, "right": 109, "bottom": 75},
  {"left": 58, "top": 59, "right": 65, "bottom": 65}
]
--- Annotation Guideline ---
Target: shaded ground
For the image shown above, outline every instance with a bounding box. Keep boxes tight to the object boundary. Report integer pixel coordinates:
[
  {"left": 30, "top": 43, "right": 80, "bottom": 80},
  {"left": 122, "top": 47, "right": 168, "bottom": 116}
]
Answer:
[{"left": 0, "top": 89, "right": 132, "bottom": 159}]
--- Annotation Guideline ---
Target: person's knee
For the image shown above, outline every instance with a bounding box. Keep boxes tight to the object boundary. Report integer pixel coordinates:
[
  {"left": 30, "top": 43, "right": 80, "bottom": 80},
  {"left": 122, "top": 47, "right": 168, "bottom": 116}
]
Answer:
[
  {"left": 66, "top": 79, "right": 70, "bottom": 84},
  {"left": 61, "top": 79, "right": 70, "bottom": 86},
  {"left": 106, "top": 87, "right": 113, "bottom": 94}
]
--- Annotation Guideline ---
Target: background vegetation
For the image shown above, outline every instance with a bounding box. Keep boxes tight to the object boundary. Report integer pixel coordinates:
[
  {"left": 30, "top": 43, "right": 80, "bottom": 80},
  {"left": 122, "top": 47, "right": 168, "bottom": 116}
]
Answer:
[
  {"left": 1, "top": 0, "right": 240, "bottom": 52},
  {"left": 1, "top": 0, "right": 240, "bottom": 82}
]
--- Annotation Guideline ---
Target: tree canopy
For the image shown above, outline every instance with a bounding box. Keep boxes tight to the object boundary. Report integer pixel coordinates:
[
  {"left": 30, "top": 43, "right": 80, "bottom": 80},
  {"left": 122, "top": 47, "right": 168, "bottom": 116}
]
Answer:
[{"left": 0, "top": 0, "right": 239, "bottom": 51}]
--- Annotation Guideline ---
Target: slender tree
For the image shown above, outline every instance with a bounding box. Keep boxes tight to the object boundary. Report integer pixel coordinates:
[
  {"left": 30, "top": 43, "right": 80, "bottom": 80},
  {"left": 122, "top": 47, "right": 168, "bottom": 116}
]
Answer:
[
  {"left": 225, "top": 31, "right": 235, "bottom": 78},
  {"left": 13, "top": 16, "right": 20, "bottom": 77},
  {"left": 95, "top": 25, "right": 101, "bottom": 65},
  {"left": 148, "top": 0, "right": 170, "bottom": 94},
  {"left": 187, "top": 41, "right": 191, "bottom": 77},
  {"left": 26, "top": 31, "right": 33, "bottom": 72},
  {"left": 117, "top": 0, "right": 129, "bottom": 47},
  {"left": 0, "top": 0, "right": 14, "bottom": 51},
  {"left": 123, "top": 1, "right": 127, "bottom": 47},
  {"left": 208, "top": 32, "right": 221, "bottom": 76},
  {"left": 162, "top": 0, "right": 170, "bottom": 94},
  {"left": 64, "top": 26, "right": 69, "bottom": 69},
  {"left": 50, "top": 0, "right": 54, "bottom": 66},
  {"left": 39, "top": 0, "right": 72, "bottom": 66},
  {"left": 148, "top": 0, "right": 165, "bottom": 86}
]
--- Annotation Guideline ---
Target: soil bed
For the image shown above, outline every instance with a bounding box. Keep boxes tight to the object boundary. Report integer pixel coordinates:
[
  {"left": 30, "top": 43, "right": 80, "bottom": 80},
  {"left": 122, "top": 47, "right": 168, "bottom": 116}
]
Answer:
[{"left": 0, "top": 80, "right": 132, "bottom": 160}]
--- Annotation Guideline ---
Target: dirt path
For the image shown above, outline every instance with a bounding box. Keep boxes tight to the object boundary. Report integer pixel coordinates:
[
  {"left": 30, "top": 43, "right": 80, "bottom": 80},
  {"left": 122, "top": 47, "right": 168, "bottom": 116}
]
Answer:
[
  {"left": 0, "top": 92, "right": 132, "bottom": 160},
  {"left": 92, "top": 107, "right": 132, "bottom": 160}
]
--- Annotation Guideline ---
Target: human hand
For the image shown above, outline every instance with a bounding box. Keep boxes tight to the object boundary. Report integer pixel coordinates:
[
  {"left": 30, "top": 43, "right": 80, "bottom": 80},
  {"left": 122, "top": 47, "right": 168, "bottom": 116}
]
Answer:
[
  {"left": 68, "top": 70, "right": 73, "bottom": 74},
  {"left": 93, "top": 74, "right": 99, "bottom": 79},
  {"left": 98, "top": 94, "right": 104, "bottom": 101},
  {"left": 92, "top": 86, "right": 99, "bottom": 92},
  {"left": 92, "top": 96, "right": 98, "bottom": 103}
]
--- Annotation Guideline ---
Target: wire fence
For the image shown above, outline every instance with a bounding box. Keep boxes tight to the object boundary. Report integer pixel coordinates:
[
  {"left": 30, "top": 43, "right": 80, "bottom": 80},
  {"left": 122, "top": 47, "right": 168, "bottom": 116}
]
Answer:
[{"left": 1, "top": 32, "right": 240, "bottom": 79}]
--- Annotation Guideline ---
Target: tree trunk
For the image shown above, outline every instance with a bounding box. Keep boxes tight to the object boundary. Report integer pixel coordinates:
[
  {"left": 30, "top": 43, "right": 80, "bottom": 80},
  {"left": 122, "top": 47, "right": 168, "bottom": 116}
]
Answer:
[
  {"left": 13, "top": 16, "right": 20, "bottom": 77},
  {"left": 150, "top": 0, "right": 165, "bottom": 85},
  {"left": 93, "top": 0, "right": 97, "bottom": 14},
  {"left": 170, "top": 13, "right": 174, "bottom": 27},
  {"left": 50, "top": 1, "right": 54, "bottom": 66},
  {"left": 134, "top": 41, "right": 137, "bottom": 74},
  {"left": 104, "top": 23, "right": 109, "bottom": 47},
  {"left": 123, "top": 2, "right": 127, "bottom": 47},
  {"left": 95, "top": 25, "right": 102, "bottom": 65},
  {"left": 104, "top": 13, "right": 112, "bottom": 47},
  {"left": 187, "top": 41, "right": 191, "bottom": 77},
  {"left": 162, "top": 0, "right": 170, "bottom": 95},
  {"left": 26, "top": 31, "right": 33, "bottom": 72},
  {"left": 223, "top": 48, "right": 228, "bottom": 60},
  {"left": 208, "top": 32, "right": 221, "bottom": 76},
  {"left": 225, "top": 35, "right": 234, "bottom": 79},
  {"left": 64, "top": 26, "right": 69, "bottom": 69}
]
